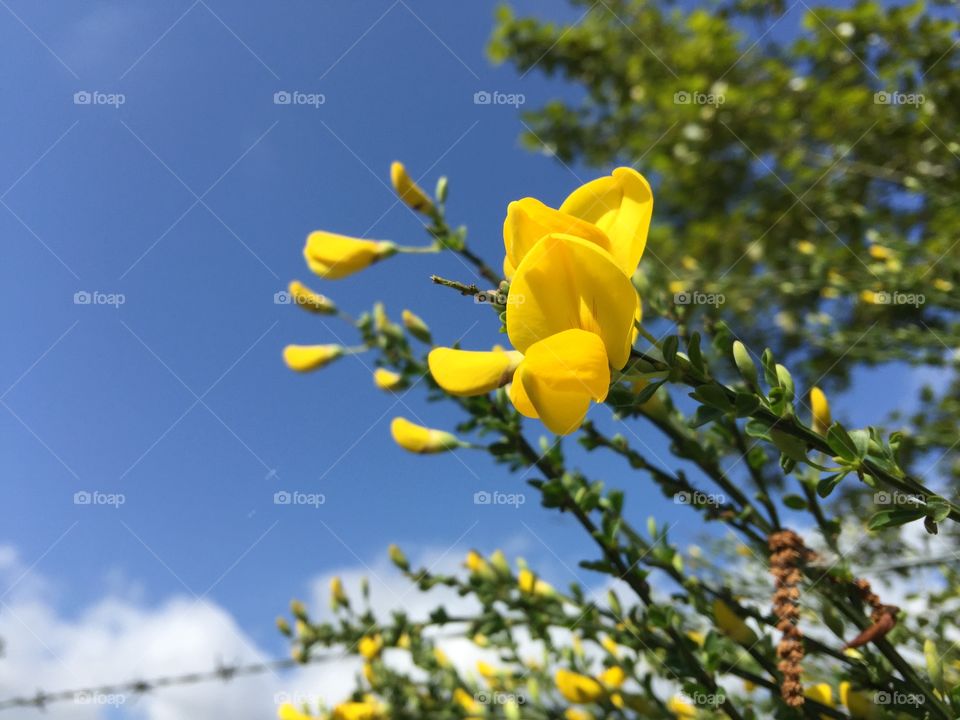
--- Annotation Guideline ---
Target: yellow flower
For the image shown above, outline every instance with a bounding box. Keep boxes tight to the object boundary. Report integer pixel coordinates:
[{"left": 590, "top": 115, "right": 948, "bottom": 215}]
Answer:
[
  {"left": 555, "top": 669, "right": 605, "bottom": 704},
  {"left": 507, "top": 234, "right": 639, "bottom": 371},
  {"left": 283, "top": 344, "right": 343, "bottom": 372},
  {"left": 598, "top": 665, "right": 626, "bottom": 689},
  {"left": 839, "top": 681, "right": 881, "bottom": 719},
  {"left": 600, "top": 636, "right": 620, "bottom": 657},
  {"left": 373, "top": 368, "right": 403, "bottom": 391},
  {"left": 868, "top": 245, "right": 892, "bottom": 260},
  {"left": 859, "top": 289, "right": 881, "bottom": 305},
  {"left": 278, "top": 703, "right": 314, "bottom": 720},
  {"left": 362, "top": 662, "right": 375, "bottom": 684},
  {"left": 401, "top": 309, "right": 432, "bottom": 343},
  {"left": 397, "top": 633, "right": 411, "bottom": 649},
  {"left": 518, "top": 568, "right": 555, "bottom": 597},
  {"left": 686, "top": 630, "right": 705, "bottom": 646},
  {"left": 465, "top": 550, "right": 493, "bottom": 577},
  {"left": 454, "top": 688, "right": 479, "bottom": 712},
  {"left": 330, "top": 576, "right": 347, "bottom": 608},
  {"left": 509, "top": 329, "right": 612, "bottom": 435},
  {"left": 428, "top": 346, "right": 524, "bottom": 396},
  {"left": 558, "top": 166, "right": 653, "bottom": 275},
  {"left": 564, "top": 709, "right": 594, "bottom": 720},
  {"left": 288, "top": 280, "right": 337, "bottom": 314},
  {"left": 303, "top": 231, "right": 396, "bottom": 279},
  {"left": 390, "top": 417, "right": 461, "bottom": 454},
  {"left": 797, "top": 240, "right": 816, "bottom": 255},
  {"left": 810, "top": 386, "right": 831, "bottom": 435},
  {"left": 434, "top": 647, "right": 450, "bottom": 667},
  {"left": 805, "top": 682, "right": 835, "bottom": 719},
  {"left": 712, "top": 599, "right": 757, "bottom": 646},
  {"left": 331, "top": 699, "right": 384, "bottom": 720},
  {"left": 477, "top": 660, "right": 497, "bottom": 680},
  {"left": 667, "top": 695, "right": 696, "bottom": 718},
  {"left": 358, "top": 635, "right": 383, "bottom": 660},
  {"left": 934, "top": 278, "right": 954, "bottom": 292},
  {"left": 390, "top": 161, "right": 433, "bottom": 213}
]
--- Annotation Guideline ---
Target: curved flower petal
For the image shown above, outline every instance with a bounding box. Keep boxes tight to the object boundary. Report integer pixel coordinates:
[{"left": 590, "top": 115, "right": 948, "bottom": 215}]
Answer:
[
  {"left": 304, "top": 231, "right": 395, "bottom": 280},
  {"left": 390, "top": 417, "right": 460, "bottom": 454},
  {"left": 513, "top": 330, "right": 610, "bottom": 435},
  {"left": 506, "top": 234, "right": 639, "bottom": 370},
  {"left": 503, "top": 198, "right": 612, "bottom": 278},
  {"left": 283, "top": 344, "right": 343, "bottom": 372},
  {"left": 559, "top": 167, "right": 653, "bottom": 274},
  {"left": 428, "top": 347, "right": 523, "bottom": 396}
]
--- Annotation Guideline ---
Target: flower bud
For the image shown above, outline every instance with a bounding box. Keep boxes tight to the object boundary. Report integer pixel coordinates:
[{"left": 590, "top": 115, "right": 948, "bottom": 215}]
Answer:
[
  {"left": 401, "top": 309, "right": 432, "bottom": 343},
  {"left": 390, "top": 417, "right": 461, "bottom": 454},
  {"left": 810, "top": 386, "right": 831, "bottom": 435},
  {"left": 373, "top": 368, "right": 404, "bottom": 391},
  {"left": 287, "top": 280, "right": 337, "bottom": 314},
  {"left": 388, "top": 543, "right": 410, "bottom": 570},
  {"left": 390, "top": 161, "right": 433, "bottom": 213},
  {"left": 283, "top": 344, "right": 343, "bottom": 373},
  {"left": 712, "top": 598, "right": 758, "bottom": 645},
  {"left": 330, "top": 576, "right": 348, "bottom": 609},
  {"left": 303, "top": 231, "right": 395, "bottom": 279}
]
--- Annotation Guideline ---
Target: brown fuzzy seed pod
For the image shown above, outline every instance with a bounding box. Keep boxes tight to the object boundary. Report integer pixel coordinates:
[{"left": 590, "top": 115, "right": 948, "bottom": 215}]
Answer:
[{"left": 769, "top": 529, "right": 813, "bottom": 708}]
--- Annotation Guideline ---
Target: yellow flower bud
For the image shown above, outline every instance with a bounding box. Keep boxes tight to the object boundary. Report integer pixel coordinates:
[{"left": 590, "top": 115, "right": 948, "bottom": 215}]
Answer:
[
  {"left": 331, "top": 699, "right": 384, "bottom": 720},
  {"left": 860, "top": 289, "right": 881, "bottom": 305},
  {"left": 598, "top": 665, "right": 626, "bottom": 689},
  {"left": 933, "top": 278, "right": 954, "bottom": 292},
  {"left": 401, "top": 309, "right": 432, "bottom": 343},
  {"left": 278, "top": 703, "right": 314, "bottom": 720},
  {"left": 390, "top": 417, "right": 461, "bottom": 454},
  {"left": 600, "top": 635, "right": 620, "bottom": 657},
  {"left": 288, "top": 280, "right": 337, "bottom": 314},
  {"left": 276, "top": 616, "right": 291, "bottom": 636},
  {"left": 554, "top": 669, "right": 604, "bottom": 704},
  {"left": 283, "top": 344, "right": 343, "bottom": 372},
  {"left": 330, "top": 576, "right": 347, "bottom": 608},
  {"left": 839, "top": 681, "right": 881, "bottom": 719},
  {"left": 390, "top": 161, "right": 434, "bottom": 213},
  {"left": 465, "top": 550, "right": 494, "bottom": 578},
  {"left": 373, "top": 368, "right": 403, "bottom": 391},
  {"left": 805, "top": 682, "right": 835, "bottom": 718},
  {"left": 564, "top": 709, "right": 594, "bottom": 720},
  {"left": 713, "top": 598, "right": 758, "bottom": 646},
  {"left": 868, "top": 245, "right": 892, "bottom": 260},
  {"left": 489, "top": 549, "right": 511, "bottom": 575},
  {"left": 290, "top": 599, "right": 308, "bottom": 620},
  {"left": 667, "top": 695, "right": 696, "bottom": 718},
  {"left": 358, "top": 634, "right": 383, "bottom": 660},
  {"left": 303, "top": 231, "right": 395, "bottom": 280},
  {"left": 797, "top": 240, "right": 816, "bottom": 255},
  {"left": 518, "top": 568, "right": 554, "bottom": 597},
  {"left": 810, "top": 386, "right": 831, "bottom": 435},
  {"left": 397, "top": 632, "right": 411, "bottom": 649},
  {"left": 477, "top": 660, "right": 497, "bottom": 680},
  {"left": 388, "top": 544, "right": 409, "bottom": 570},
  {"left": 362, "top": 662, "right": 375, "bottom": 684}
]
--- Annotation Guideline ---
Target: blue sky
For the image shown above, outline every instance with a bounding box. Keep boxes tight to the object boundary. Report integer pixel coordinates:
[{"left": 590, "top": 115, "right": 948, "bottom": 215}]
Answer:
[{"left": 0, "top": 1, "right": 935, "bottom": 716}]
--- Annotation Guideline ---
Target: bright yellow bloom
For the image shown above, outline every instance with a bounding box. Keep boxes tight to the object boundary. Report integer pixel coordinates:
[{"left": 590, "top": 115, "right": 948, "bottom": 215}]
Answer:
[
  {"left": 712, "top": 599, "right": 757, "bottom": 645},
  {"left": 390, "top": 161, "right": 433, "bottom": 213},
  {"left": 454, "top": 688, "right": 479, "bottom": 713},
  {"left": 805, "top": 682, "right": 835, "bottom": 719},
  {"left": 810, "top": 386, "right": 831, "bottom": 435},
  {"left": 518, "top": 568, "right": 555, "bottom": 596},
  {"left": 868, "top": 245, "right": 892, "bottom": 260},
  {"left": 358, "top": 635, "right": 383, "bottom": 660},
  {"left": 303, "top": 231, "right": 395, "bottom": 279},
  {"left": 667, "top": 695, "right": 696, "bottom": 718},
  {"left": 598, "top": 665, "right": 626, "bottom": 689},
  {"left": 509, "top": 329, "right": 611, "bottom": 435},
  {"left": 797, "top": 240, "right": 816, "bottom": 255},
  {"left": 860, "top": 290, "right": 881, "bottom": 305},
  {"left": 283, "top": 344, "right": 343, "bottom": 372},
  {"left": 278, "top": 703, "right": 314, "bottom": 720},
  {"left": 555, "top": 669, "right": 604, "bottom": 704},
  {"left": 465, "top": 550, "right": 492, "bottom": 576},
  {"left": 331, "top": 699, "right": 384, "bottom": 720},
  {"left": 330, "top": 576, "right": 347, "bottom": 607},
  {"left": 558, "top": 167, "right": 653, "bottom": 275},
  {"left": 288, "top": 280, "right": 337, "bottom": 314},
  {"left": 390, "top": 417, "right": 461, "bottom": 454},
  {"left": 373, "top": 368, "right": 403, "bottom": 391},
  {"left": 839, "top": 681, "right": 881, "bottom": 719},
  {"left": 507, "top": 234, "right": 639, "bottom": 370},
  {"left": 428, "top": 346, "right": 524, "bottom": 396},
  {"left": 933, "top": 278, "right": 954, "bottom": 292},
  {"left": 477, "top": 660, "right": 497, "bottom": 680},
  {"left": 502, "top": 197, "right": 613, "bottom": 278}
]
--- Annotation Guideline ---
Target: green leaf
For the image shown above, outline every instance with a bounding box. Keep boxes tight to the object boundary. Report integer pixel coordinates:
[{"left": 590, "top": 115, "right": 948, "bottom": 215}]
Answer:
[
  {"left": 816, "top": 472, "right": 846, "bottom": 498},
  {"left": 827, "top": 423, "right": 862, "bottom": 462},
  {"left": 867, "top": 507, "right": 925, "bottom": 531},
  {"left": 689, "top": 384, "right": 732, "bottom": 410},
  {"left": 734, "top": 392, "right": 761, "bottom": 416},
  {"left": 783, "top": 494, "right": 808, "bottom": 510},
  {"left": 690, "top": 406, "right": 725, "bottom": 428},
  {"left": 925, "top": 496, "right": 951, "bottom": 523},
  {"left": 732, "top": 340, "right": 758, "bottom": 389},
  {"left": 662, "top": 336, "right": 679, "bottom": 366},
  {"left": 688, "top": 332, "right": 705, "bottom": 373}
]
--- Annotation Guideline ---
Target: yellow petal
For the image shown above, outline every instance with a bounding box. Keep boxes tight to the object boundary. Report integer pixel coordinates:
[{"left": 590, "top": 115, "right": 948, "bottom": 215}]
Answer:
[
  {"left": 805, "top": 682, "right": 834, "bottom": 707},
  {"left": 509, "top": 369, "right": 538, "bottom": 419},
  {"left": 278, "top": 703, "right": 314, "bottom": 720},
  {"left": 390, "top": 161, "right": 433, "bottom": 213},
  {"left": 507, "top": 234, "right": 639, "bottom": 369},
  {"left": 373, "top": 368, "right": 403, "bottom": 391},
  {"left": 555, "top": 669, "right": 604, "bottom": 704},
  {"left": 599, "top": 665, "right": 625, "bottom": 689},
  {"left": 304, "top": 231, "right": 395, "bottom": 279},
  {"left": 515, "top": 365, "right": 590, "bottom": 435},
  {"left": 283, "top": 344, "right": 343, "bottom": 372},
  {"left": 559, "top": 167, "right": 653, "bottom": 274},
  {"left": 712, "top": 599, "right": 757, "bottom": 645},
  {"left": 390, "top": 417, "right": 460, "bottom": 454},
  {"left": 666, "top": 695, "right": 696, "bottom": 718},
  {"left": 521, "top": 329, "right": 610, "bottom": 400},
  {"left": 358, "top": 635, "right": 383, "bottom": 660},
  {"left": 503, "top": 197, "right": 611, "bottom": 278},
  {"left": 428, "top": 347, "right": 523, "bottom": 396}
]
